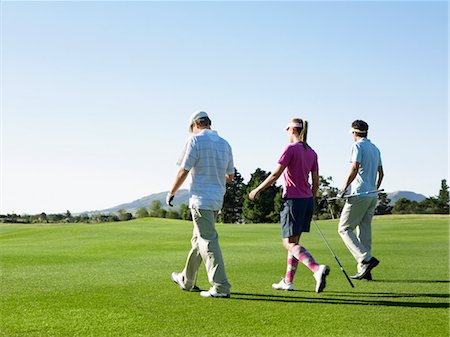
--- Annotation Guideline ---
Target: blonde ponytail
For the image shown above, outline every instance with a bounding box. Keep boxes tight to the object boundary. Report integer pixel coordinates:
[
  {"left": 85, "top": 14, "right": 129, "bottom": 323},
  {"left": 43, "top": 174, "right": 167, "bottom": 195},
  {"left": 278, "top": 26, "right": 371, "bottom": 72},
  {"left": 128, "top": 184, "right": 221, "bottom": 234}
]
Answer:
[
  {"left": 300, "top": 120, "right": 309, "bottom": 149},
  {"left": 291, "top": 118, "right": 309, "bottom": 149}
]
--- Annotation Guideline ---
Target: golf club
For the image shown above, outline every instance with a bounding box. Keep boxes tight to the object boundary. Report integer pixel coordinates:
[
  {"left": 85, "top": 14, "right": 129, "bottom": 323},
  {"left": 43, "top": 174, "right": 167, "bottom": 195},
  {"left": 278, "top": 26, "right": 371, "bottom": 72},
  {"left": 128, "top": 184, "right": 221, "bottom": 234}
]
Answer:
[
  {"left": 312, "top": 218, "right": 355, "bottom": 288},
  {"left": 326, "top": 189, "right": 384, "bottom": 201}
]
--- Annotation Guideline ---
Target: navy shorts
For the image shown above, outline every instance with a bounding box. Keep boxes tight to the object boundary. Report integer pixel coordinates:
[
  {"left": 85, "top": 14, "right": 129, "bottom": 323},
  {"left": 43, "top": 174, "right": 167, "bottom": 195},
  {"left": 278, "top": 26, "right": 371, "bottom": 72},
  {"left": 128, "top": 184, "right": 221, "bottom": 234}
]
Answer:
[{"left": 280, "top": 197, "right": 314, "bottom": 238}]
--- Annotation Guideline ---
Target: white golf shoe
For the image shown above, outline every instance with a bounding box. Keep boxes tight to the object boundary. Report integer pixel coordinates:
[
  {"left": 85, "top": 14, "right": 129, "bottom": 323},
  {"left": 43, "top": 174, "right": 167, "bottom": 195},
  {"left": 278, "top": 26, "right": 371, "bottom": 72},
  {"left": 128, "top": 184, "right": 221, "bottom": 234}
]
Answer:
[
  {"left": 313, "top": 265, "right": 330, "bottom": 293},
  {"left": 272, "top": 278, "right": 294, "bottom": 291},
  {"left": 171, "top": 272, "right": 200, "bottom": 292},
  {"left": 200, "top": 289, "right": 230, "bottom": 298},
  {"left": 171, "top": 272, "right": 187, "bottom": 290}
]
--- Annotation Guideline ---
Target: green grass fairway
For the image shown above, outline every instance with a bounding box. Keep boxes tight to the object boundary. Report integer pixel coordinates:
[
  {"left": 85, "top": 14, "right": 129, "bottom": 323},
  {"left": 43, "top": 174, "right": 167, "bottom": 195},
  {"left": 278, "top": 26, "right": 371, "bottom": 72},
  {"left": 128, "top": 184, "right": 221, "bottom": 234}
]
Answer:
[{"left": 1, "top": 215, "right": 448, "bottom": 337}]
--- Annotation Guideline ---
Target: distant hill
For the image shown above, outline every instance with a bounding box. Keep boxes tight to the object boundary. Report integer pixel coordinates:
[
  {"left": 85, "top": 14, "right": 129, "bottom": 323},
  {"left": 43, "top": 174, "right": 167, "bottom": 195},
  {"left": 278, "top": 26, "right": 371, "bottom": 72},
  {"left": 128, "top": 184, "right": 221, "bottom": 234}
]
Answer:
[
  {"left": 387, "top": 191, "right": 427, "bottom": 205},
  {"left": 88, "top": 189, "right": 427, "bottom": 215},
  {"left": 87, "top": 190, "right": 189, "bottom": 215}
]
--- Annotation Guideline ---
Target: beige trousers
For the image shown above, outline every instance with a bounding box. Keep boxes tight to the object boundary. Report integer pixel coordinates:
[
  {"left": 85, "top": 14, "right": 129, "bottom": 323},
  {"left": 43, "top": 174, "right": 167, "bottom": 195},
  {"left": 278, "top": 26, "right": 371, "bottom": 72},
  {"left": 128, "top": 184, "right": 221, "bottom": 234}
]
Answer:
[
  {"left": 338, "top": 196, "right": 377, "bottom": 272},
  {"left": 180, "top": 209, "right": 231, "bottom": 293}
]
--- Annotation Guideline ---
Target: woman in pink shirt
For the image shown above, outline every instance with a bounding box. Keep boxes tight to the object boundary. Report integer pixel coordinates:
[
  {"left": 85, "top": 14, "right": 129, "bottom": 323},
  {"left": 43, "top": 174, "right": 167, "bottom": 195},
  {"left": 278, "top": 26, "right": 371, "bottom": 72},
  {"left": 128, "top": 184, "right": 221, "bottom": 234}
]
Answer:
[{"left": 249, "top": 118, "right": 329, "bottom": 293}]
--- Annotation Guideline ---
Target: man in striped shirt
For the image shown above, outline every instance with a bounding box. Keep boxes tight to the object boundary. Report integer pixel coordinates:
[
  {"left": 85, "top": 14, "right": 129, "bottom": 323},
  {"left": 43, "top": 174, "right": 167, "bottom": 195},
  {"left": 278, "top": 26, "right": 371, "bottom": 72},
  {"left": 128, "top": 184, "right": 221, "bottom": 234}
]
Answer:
[{"left": 168, "top": 111, "right": 234, "bottom": 298}]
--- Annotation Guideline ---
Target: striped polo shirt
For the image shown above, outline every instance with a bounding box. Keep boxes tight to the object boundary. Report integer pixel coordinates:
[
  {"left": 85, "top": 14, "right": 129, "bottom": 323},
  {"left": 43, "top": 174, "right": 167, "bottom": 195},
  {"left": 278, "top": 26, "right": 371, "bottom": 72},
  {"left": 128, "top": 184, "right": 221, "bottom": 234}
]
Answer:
[{"left": 177, "top": 129, "right": 234, "bottom": 211}]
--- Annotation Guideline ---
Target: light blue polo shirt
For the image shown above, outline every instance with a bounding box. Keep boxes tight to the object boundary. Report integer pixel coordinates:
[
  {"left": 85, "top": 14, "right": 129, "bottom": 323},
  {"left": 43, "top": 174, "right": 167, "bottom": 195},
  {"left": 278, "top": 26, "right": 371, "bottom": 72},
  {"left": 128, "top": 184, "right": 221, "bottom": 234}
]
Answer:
[
  {"left": 349, "top": 138, "right": 382, "bottom": 196},
  {"left": 177, "top": 129, "right": 234, "bottom": 211}
]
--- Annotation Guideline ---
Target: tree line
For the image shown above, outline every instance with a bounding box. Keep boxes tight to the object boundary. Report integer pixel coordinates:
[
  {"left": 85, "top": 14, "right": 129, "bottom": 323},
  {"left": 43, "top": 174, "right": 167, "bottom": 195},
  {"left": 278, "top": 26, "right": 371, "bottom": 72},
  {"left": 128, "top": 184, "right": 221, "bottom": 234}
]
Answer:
[
  {"left": 389, "top": 179, "right": 449, "bottom": 215},
  {"left": 1, "top": 169, "right": 448, "bottom": 224}
]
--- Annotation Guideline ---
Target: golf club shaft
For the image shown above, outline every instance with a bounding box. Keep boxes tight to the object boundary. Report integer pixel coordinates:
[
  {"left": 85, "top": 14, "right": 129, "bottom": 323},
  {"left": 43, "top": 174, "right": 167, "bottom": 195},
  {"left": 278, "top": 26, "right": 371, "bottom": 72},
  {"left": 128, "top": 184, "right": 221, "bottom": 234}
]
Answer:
[
  {"left": 313, "top": 220, "right": 355, "bottom": 288},
  {"left": 327, "top": 189, "right": 384, "bottom": 201}
]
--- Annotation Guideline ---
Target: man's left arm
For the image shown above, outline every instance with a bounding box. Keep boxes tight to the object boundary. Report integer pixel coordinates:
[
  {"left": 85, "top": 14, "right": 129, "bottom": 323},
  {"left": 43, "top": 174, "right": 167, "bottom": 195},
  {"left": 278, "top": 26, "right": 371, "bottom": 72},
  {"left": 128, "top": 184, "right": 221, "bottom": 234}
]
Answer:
[
  {"left": 376, "top": 166, "right": 384, "bottom": 189},
  {"left": 225, "top": 150, "right": 235, "bottom": 184}
]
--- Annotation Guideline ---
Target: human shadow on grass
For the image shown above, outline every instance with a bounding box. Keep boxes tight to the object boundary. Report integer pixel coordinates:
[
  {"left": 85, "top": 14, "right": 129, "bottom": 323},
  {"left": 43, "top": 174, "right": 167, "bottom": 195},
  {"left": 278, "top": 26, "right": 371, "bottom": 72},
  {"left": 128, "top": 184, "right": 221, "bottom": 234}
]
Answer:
[
  {"left": 324, "top": 290, "right": 449, "bottom": 299},
  {"left": 230, "top": 291, "right": 449, "bottom": 308},
  {"left": 372, "top": 279, "right": 450, "bottom": 284}
]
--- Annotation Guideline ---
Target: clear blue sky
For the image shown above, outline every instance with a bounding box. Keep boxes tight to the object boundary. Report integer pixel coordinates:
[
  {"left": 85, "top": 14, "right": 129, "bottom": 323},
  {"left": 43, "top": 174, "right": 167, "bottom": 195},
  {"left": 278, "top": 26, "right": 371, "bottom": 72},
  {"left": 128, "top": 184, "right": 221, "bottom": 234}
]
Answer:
[{"left": 1, "top": 1, "right": 448, "bottom": 214}]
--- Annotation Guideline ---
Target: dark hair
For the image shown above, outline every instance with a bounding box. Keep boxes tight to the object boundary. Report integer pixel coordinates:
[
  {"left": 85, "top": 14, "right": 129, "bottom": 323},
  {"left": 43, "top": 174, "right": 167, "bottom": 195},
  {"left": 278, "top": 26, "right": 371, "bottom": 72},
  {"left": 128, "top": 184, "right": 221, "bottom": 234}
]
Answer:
[
  {"left": 190, "top": 117, "right": 211, "bottom": 132},
  {"left": 352, "top": 120, "right": 368, "bottom": 137},
  {"left": 196, "top": 117, "right": 211, "bottom": 128}
]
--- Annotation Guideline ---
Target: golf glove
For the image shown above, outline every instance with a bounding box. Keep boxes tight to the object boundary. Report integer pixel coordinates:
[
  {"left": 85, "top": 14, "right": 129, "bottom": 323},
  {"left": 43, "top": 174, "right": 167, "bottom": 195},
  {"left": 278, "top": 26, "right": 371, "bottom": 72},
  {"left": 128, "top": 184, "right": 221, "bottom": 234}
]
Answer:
[
  {"left": 337, "top": 191, "right": 345, "bottom": 199},
  {"left": 166, "top": 193, "right": 174, "bottom": 207}
]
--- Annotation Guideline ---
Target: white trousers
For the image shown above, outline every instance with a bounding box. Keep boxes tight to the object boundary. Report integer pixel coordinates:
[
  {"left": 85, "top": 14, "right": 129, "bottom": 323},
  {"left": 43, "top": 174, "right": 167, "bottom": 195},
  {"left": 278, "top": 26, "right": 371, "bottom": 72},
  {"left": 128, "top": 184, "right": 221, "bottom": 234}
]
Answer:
[
  {"left": 180, "top": 209, "right": 231, "bottom": 293},
  {"left": 338, "top": 196, "right": 377, "bottom": 272}
]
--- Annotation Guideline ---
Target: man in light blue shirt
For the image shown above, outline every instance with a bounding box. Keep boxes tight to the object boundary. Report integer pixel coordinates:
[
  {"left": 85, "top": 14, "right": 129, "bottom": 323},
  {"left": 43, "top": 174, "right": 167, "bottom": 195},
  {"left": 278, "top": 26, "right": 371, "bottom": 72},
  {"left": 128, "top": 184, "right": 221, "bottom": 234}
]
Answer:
[
  {"left": 167, "top": 111, "right": 234, "bottom": 298},
  {"left": 338, "top": 120, "right": 384, "bottom": 281}
]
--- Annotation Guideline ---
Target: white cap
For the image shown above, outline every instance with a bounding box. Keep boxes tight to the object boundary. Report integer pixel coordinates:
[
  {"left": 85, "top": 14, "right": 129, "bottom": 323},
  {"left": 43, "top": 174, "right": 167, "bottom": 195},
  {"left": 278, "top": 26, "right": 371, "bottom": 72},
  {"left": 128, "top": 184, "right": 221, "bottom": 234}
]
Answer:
[
  {"left": 190, "top": 111, "right": 208, "bottom": 122},
  {"left": 189, "top": 111, "right": 209, "bottom": 132}
]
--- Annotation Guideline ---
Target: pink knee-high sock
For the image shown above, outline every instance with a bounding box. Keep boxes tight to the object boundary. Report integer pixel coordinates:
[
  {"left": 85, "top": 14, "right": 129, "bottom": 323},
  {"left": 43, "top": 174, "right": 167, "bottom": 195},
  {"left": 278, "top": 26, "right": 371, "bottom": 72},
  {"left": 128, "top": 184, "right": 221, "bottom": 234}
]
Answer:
[
  {"left": 285, "top": 252, "right": 299, "bottom": 284},
  {"left": 291, "top": 245, "right": 319, "bottom": 273}
]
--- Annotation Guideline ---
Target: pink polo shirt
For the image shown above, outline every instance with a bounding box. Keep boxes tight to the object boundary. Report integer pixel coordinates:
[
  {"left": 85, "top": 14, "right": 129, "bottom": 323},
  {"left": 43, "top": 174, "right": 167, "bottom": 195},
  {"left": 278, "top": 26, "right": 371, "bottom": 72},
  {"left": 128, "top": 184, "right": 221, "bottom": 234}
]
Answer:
[{"left": 278, "top": 142, "right": 318, "bottom": 198}]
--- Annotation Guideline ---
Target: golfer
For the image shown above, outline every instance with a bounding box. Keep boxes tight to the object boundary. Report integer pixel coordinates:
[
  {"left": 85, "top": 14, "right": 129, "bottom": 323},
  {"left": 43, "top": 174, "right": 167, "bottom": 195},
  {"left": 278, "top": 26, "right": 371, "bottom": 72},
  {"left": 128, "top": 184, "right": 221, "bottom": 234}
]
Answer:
[
  {"left": 338, "top": 120, "right": 384, "bottom": 281},
  {"left": 249, "top": 118, "right": 330, "bottom": 293},
  {"left": 168, "top": 111, "right": 234, "bottom": 298}
]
